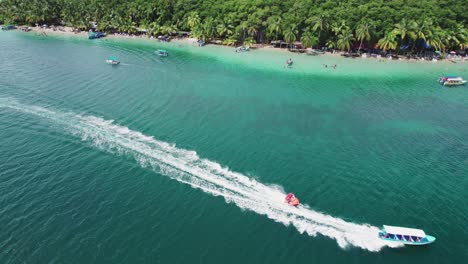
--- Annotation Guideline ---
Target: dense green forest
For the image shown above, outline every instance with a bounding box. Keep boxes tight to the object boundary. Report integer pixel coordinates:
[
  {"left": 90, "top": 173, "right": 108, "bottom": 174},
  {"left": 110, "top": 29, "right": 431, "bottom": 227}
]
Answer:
[{"left": 1, "top": 0, "right": 466, "bottom": 51}]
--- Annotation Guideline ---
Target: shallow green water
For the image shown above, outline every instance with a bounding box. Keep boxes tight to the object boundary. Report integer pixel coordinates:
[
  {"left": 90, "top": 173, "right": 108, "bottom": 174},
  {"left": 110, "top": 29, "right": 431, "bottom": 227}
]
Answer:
[{"left": 0, "top": 31, "right": 467, "bottom": 263}]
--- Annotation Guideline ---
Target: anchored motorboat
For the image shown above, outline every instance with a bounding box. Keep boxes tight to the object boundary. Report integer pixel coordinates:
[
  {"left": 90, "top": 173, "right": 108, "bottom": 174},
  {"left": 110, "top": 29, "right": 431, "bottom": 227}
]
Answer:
[
  {"left": 156, "top": 49, "right": 168, "bottom": 57},
  {"left": 106, "top": 57, "right": 120, "bottom": 65}
]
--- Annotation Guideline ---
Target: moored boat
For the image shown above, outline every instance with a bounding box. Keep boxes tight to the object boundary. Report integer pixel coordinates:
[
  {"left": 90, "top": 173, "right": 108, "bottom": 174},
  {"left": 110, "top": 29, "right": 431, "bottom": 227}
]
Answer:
[
  {"left": 89, "top": 30, "right": 106, "bottom": 39},
  {"left": 1, "top": 25, "right": 16, "bottom": 30},
  {"left": 285, "top": 193, "right": 299, "bottom": 206},
  {"left": 439, "top": 75, "right": 467, "bottom": 86},
  {"left": 20, "top": 26, "right": 32, "bottom": 32},
  {"left": 106, "top": 57, "right": 120, "bottom": 65},
  {"left": 156, "top": 49, "right": 168, "bottom": 57},
  {"left": 306, "top": 48, "right": 324, "bottom": 56},
  {"left": 235, "top": 46, "right": 250, "bottom": 53},
  {"left": 378, "top": 225, "right": 435, "bottom": 245},
  {"left": 197, "top": 39, "right": 205, "bottom": 46}
]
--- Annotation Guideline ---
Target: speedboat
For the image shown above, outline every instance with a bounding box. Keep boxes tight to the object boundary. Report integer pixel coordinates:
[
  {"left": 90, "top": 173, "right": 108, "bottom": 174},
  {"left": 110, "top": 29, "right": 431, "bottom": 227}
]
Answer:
[
  {"left": 378, "top": 225, "right": 435, "bottom": 245},
  {"left": 285, "top": 193, "right": 299, "bottom": 206},
  {"left": 439, "top": 75, "right": 466, "bottom": 86},
  {"left": 106, "top": 57, "right": 120, "bottom": 65},
  {"left": 156, "top": 49, "right": 168, "bottom": 57}
]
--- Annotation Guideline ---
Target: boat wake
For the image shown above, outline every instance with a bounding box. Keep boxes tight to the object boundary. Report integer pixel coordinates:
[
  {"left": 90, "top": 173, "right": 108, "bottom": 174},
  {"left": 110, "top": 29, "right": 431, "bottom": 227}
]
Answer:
[{"left": 0, "top": 98, "right": 401, "bottom": 252}]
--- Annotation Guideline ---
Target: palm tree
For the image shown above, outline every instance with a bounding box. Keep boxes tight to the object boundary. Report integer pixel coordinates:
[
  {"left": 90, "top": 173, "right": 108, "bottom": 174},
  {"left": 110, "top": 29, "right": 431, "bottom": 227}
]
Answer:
[
  {"left": 267, "top": 16, "right": 282, "bottom": 40},
  {"left": 331, "top": 20, "right": 347, "bottom": 37},
  {"left": 187, "top": 12, "right": 200, "bottom": 30},
  {"left": 337, "top": 28, "right": 354, "bottom": 51},
  {"left": 308, "top": 14, "right": 329, "bottom": 40},
  {"left": 217, "top": 21, "right": 233, "bottom": 38},
  {"left": 161, "top": 25, "right": 176, "bottom": 36},
  {"left": 326, "top": 40, "right": 336, "bottom": 50},
  {"left": 355, "top": 21, "right": 373, "bottom": 51},
  {"left": 283, "top": 24, "right": 298, "bottom": 48},
  {"left": 426, "top": 27, "right": 446, "bottom": 51},
  {"left": 147, "top": 22, "right": 161, "bottom": 36},
  {"left": 202, "top": 17, "right": 216, "bottom": 40},
  {"left": 300, "top": 31, "right": 318, "bottom": 48},
  {"left": 243, "top": 37, "right": 256, "bottom": 47},
  {"left": 239, "top": 21, "right": 249, "bottom": 40},
  {"left": 247, "top": 15, "right": 261, "bottom": 41},
  {"left": 413, "top": 19, "right": 433, "bottom": 41},
  {"left": 446, "top": 25, "right": 466, "bottom": 50},
  {"left": 191, "top": 26, "right": 204, "bottom": 40},
  {"left": 247, "top": 23, "right": 258, "bottom": 39},
  {"left": 393, "top": 19, "right": 416, "bottom": 41},
  {"left": 222, "top": 37, "right": 237, "bottom": 46},
  {"left": 377, "top": 31, "right": 398, "bottom": 51},
  {"left": 454, "top": 25, "right": 467, "bottom": 49}
]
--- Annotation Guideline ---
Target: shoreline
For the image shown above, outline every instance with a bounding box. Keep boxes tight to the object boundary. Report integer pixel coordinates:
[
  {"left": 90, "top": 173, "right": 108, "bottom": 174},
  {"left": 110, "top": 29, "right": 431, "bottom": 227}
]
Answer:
[{"left": 11, "top": 25, "right": 465, "bottom": 65}]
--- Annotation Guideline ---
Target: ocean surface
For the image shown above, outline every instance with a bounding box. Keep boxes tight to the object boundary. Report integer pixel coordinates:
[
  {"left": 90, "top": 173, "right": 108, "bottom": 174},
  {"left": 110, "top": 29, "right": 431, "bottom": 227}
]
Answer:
[{"left": 0, "top": 31, "right": 467, "bottom": 263}]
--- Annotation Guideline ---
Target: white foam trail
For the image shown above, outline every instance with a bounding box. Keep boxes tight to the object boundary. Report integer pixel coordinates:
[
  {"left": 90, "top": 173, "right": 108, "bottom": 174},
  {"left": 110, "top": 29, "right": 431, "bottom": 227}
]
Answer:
[{"left": 0, "top": 98, "right": 401, "bottom": 251}]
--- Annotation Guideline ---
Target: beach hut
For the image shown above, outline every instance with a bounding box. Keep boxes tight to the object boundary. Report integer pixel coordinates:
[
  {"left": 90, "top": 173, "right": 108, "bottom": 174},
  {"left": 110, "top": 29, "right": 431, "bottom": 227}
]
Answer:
[
  {"left": 289, "top": 41, "right": 304, "bottom": 53},
  {"left": 177, "top": 31, "right": 190, "bottom": 38},
  {"left": 270, "top": 40, "right": 281, "bottom": 48},
  {"left": 136, "top": 28, "right": 147, "bottom": 34}
]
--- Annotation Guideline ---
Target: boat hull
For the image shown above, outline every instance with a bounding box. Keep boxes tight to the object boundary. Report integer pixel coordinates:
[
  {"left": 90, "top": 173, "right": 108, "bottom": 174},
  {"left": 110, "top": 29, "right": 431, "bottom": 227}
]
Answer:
[
  {"left": 379, "top": 231, "right": 436, "bottom": 245},
  {"left": 379, "top": 235, "right": 436, "bottom": 245},
  {"left": 443, "top": 81, "right": 466, "bottom": 86}
]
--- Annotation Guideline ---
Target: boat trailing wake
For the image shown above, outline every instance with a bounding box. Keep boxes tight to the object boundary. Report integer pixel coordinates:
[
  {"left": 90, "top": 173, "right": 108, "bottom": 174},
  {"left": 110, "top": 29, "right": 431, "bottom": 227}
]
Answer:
[{"left": 0, "top": 98, "right": 401, "bottom": 252}]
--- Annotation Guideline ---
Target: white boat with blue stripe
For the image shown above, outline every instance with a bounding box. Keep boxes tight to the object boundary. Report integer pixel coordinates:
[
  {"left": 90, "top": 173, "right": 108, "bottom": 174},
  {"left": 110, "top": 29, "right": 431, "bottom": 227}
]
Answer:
[{"left": 379, "top": 225, "right": 436, "bottom": 245}]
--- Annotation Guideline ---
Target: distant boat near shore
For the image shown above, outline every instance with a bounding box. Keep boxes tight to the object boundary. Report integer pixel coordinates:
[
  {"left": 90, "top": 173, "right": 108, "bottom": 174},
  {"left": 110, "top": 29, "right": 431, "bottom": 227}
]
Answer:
[
  {"left": 106, "top": 57, "right": 120, "bottom": 65},
  {"left": 155, "top": 49, "right": 168, "bottom": 57},
  {"left": 89, "top": 30, "right": 106, "bottom": 39},
  {"left": 1, "top": 25, "right": 16, "bottom": 30}
]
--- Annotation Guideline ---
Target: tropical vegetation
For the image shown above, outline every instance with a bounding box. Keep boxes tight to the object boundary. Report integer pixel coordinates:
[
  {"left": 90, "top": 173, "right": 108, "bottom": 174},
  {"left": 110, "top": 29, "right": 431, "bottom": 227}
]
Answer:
[{"left": 1, "top": 0, "right": 466, "bottom": 52}]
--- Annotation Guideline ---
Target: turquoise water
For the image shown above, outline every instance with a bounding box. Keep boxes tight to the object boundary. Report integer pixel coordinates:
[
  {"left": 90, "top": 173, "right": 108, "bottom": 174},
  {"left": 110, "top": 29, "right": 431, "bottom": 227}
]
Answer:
[{"left": 0, "top": 31, "right": 467, "bottom": 263}]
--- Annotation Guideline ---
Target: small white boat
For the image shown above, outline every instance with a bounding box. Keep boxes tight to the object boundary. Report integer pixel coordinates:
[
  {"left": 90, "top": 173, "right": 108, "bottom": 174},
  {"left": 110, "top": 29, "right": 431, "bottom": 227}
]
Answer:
[
  {"left": 439, "top": 75, "right": 466, "bottom": 86},
  {"left": 156, "top": 49, "right": 168, "bottom": 57},
  {"left": 235, "top": 46, "right": 250, "bottom": 53},
  {"left": 106, "top": 57, "right": 120, "bottom": 65},
  {"left": 305, "top": 48, "right": 325, "bottom": 56},
  {"left": 379, "top": 225, "right": 435, "bottom": 245}
]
